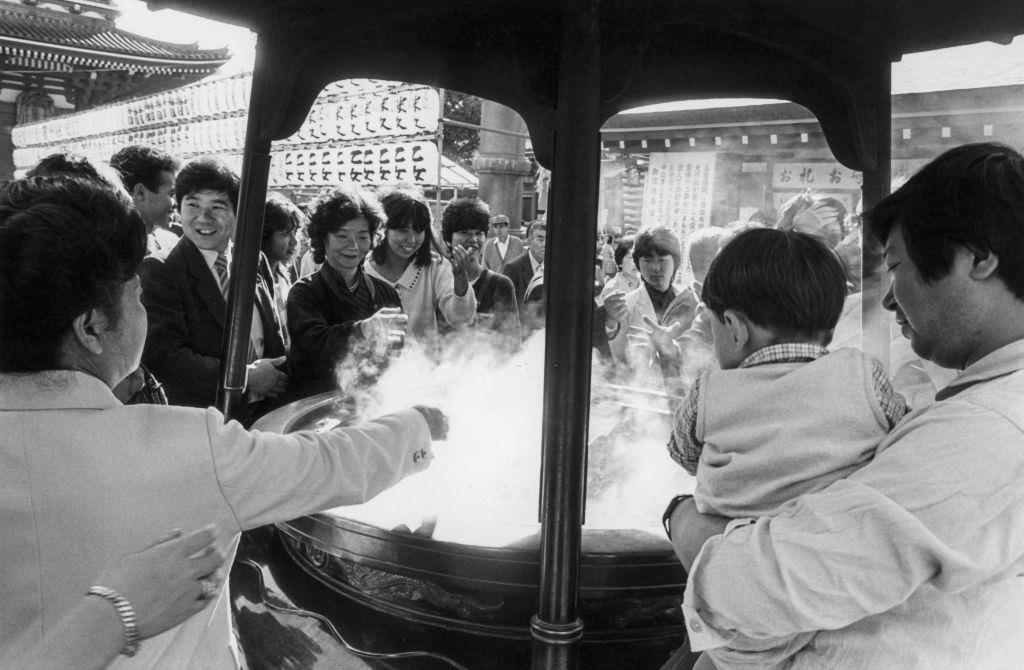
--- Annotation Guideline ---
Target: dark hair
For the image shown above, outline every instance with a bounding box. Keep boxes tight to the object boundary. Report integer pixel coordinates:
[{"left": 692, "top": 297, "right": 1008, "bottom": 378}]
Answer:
[
  {"left": 371, "top": 185, "right": 439, "bottom": 267},
  {"left": 262, "top": 195, "right": 307, "bottom": 245},
  {"left": 0, "top": 176, "right": 146, "bottom": 372},
  {"left": 864, "top": 142, "right": 1024, "bottom": 300},
  {"left": 109, "top": 145, "right": 179, "bottom": 192},
  {"left": 308, "top": 183, "right": 385, "bottom": 265},
  {"left": 613, "top": 239, "right": 634, "bottom": 268},
  {"left": 28, "top": 153, "right": 102, "bottom": 181},
  {"left": 441, "top": 197, "right": 489, "bottom": 244},
  {"left": 174, "top": 156, "right": 239, "bottom": 210},
  {"left": 633, "top": 226, "right": 681, "bottom": 273},
  {"left": 701, "top": 228, "right": 847, "bottom": 341}
]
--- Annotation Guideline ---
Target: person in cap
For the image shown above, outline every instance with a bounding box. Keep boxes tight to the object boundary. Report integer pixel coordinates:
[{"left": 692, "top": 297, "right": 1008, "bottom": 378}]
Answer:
[{"left": 481, "top": 213, "right": 524, "bottom": 273}]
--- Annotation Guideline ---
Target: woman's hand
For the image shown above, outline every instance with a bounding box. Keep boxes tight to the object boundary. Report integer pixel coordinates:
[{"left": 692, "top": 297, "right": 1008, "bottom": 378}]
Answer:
[
  {"left": 100, "top": 526, "right": 224, "bottom": 639},
  {"left": 360, "top": 307, "right": 409, "bottom": 347},
  {"left": 449, "top": 244, "right": 470, "bottom": 276},
  {"left": 603, "top": 290, "right": 629, "bottom": 324},
  {"left": 642, "top": 315, "right": 685, "bottom": 362}
]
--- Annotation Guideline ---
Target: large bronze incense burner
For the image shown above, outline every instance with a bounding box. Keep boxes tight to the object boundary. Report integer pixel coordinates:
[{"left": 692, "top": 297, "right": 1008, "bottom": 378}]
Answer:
[{"left": 254, "top": 387, "right": 691, "bottom": 642}]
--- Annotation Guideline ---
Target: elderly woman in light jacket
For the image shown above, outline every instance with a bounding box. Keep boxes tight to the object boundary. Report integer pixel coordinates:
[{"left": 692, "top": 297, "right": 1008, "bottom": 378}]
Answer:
[{"left": 0, "top": 175, "right": 447, "bottom": 667}]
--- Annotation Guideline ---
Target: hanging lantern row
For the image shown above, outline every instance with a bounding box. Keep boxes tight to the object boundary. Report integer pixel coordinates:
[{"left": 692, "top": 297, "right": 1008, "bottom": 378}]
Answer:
[
  {"left": 12, "top": 73, "right": 438, "bottom": 149},
  {"left": 267, "top": 141, "right": 441, "bottom": 187}
]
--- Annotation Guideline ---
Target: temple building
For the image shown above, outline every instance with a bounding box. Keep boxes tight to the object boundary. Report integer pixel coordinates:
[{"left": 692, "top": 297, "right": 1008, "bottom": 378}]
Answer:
[
  {"left": 598, "top": 39, "right": 1024, "bottom": 236},
  {"left": 0, "top": 0, "right": 229, "bottom": 177}
]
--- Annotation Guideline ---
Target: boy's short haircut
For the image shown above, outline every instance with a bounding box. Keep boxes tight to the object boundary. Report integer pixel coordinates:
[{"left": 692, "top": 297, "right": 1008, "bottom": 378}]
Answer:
[
  {"left": 632, "top": 226, "right": 681, "bottom": 272},
  {"left": 174, "top": 156, "right": 240, "bottom": 210},
  {"left": 441, "top": 197, "right": 490, "bottom": 244},
  {"left": 701, "top": 228, "right": 847, "bottom": 340}
]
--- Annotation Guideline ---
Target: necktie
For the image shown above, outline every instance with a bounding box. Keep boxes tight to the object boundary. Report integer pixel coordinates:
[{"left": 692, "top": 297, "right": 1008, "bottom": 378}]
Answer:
[{"left": 214, "top": 253, "right": 229, "bottom": 299}]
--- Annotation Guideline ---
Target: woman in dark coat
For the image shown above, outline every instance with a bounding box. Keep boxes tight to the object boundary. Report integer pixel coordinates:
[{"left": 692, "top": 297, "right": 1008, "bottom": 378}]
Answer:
[{"left": 286, "top": 184, "right": 408, "bottom": 400}]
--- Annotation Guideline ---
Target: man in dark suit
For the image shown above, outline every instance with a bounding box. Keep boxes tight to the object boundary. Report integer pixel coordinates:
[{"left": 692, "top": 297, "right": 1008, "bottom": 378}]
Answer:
[
  {"left": 502, "top": 219, "right": 545, "bottom": 303},
  {"left": 140, "top": 157, "right": 288, "bottom": 417},
  {"left": 502, "top": 219, "right": 546, "bottom": 337}
]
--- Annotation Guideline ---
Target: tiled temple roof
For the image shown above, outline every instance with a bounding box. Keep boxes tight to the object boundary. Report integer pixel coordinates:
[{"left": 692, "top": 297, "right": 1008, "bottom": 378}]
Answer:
[{"left": 0, "top": 1, "right": 229, "bottom": 75}]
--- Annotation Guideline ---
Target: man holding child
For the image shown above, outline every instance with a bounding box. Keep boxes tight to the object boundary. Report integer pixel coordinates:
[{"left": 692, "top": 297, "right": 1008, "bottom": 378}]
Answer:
[{"left": 665, "top": 143, "right": 1024, "bottom": 668}]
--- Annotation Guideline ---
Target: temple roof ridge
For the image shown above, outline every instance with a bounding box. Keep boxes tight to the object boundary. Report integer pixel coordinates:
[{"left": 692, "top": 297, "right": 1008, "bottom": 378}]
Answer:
[{"left": 0, "top": 0, "right": 230, "bottom": 66}]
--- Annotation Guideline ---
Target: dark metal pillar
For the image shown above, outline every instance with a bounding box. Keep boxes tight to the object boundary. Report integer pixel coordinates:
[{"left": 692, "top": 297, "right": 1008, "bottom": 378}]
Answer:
[
  {"left": 216, "top": 37, "right": 273, "bottom": 421},
  {"left": 859, "top": 62, "right": 893, "bottom": 368},
  {"left": 530, "top": 1, "right": 601, "bottom": 668}
]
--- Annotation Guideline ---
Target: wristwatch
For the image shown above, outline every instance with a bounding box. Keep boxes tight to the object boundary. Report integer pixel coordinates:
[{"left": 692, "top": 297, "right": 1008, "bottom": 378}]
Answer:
[{"left": 661, "top": 494, "right": 693, "bottom": 540}]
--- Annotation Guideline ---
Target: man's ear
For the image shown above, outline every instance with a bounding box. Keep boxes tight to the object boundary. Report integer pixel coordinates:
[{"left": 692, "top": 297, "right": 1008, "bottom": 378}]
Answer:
[
  {"left": 721, "top": 309, "right": 750, "bottom": 350},
  {"left": 968, "top": 247, "right": 999, "bottom": 280},
  {"left": 130, "top": 182, "right": 148, "bottom": 203},
  {"left": 70, "top": 308, "right": 108, "bottom": 355}
]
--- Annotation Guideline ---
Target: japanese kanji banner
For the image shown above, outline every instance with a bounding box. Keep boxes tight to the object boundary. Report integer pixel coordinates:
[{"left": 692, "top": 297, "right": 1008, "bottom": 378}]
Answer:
[{"left": 640, "top": 152, "right": 716, "bottom": 240}]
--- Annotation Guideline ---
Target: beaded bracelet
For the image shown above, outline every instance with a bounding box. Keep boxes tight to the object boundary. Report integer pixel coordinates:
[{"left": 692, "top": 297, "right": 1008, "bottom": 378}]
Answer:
[{"left": 87, "top": 585, "right": 140, "bottom": 657}]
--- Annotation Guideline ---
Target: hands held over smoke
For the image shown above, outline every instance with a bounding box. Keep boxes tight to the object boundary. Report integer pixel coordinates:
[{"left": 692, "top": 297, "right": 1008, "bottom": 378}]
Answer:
[
  {"left": 639, "top": 315, "right": 685, "bottom": 362},
  {"left": 414, "top": 405, "right": 449, "bottom": 440},
  {"left": 603, "top": 290, "right": 629, "bottom": 323},
  {"left": 360, "top": 307, "right": 408, "bottom": 349}
]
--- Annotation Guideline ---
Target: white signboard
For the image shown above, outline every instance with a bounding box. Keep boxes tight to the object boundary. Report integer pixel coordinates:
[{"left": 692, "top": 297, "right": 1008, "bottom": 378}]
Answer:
[
  {"left": 641, "top": 152, "right": 716, "bottom": 238},
  {"left": 772, "top": 162, "right": 863, "bottom": 189}
]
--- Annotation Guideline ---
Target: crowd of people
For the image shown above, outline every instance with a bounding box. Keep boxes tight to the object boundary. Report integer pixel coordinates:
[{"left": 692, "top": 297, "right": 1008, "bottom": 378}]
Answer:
[{"left": 1, "top": 141, "right": 1023, "bottom": 669}]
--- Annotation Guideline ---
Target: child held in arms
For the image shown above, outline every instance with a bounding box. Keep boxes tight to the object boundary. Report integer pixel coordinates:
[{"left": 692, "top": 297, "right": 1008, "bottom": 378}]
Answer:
[{"left": 665, "top": 227, "right": 907, "bottom": 670}]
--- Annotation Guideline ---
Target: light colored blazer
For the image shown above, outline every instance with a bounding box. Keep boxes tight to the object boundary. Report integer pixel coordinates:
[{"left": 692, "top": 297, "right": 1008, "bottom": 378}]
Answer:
[
  {"left": 481, "top": 235, "right": 524, "bottom": 273},
  {"left": 0, "top": 371, "right": 432, "bottom": 669}
]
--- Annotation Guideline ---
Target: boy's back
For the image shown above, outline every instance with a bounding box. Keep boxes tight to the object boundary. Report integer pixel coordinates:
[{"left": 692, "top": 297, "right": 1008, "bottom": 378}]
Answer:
[{"left": 679, "top": 345, "right": 902, "bottom": 517}]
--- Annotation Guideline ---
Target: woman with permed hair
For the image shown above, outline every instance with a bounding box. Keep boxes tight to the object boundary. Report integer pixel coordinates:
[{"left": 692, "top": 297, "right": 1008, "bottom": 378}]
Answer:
[
  {"left": 364, "top": 185, "right": 476, "bottom": 341},
  {"left": 285, "top": 183, "right": 410, "bottom": 400}
]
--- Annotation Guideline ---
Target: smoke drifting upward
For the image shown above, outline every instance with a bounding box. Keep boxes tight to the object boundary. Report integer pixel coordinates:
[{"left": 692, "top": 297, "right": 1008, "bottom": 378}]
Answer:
[{"left": 324, "top": 327, "right": 695, "bottom": 547}]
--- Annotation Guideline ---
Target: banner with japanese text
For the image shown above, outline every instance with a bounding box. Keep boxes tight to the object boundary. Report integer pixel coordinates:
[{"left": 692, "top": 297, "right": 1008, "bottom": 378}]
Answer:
[{"left": 640, "top": 151, "right": 716, "bottom": 242}]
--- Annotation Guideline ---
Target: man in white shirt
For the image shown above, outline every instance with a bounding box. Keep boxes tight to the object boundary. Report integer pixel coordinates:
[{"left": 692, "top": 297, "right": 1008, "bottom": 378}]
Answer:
[
  {"left": 481, "top": 213, "right": 524, "bottom": 273},
  {"left": 665, "top": 142, "right": 1024, "bottom": 669}
]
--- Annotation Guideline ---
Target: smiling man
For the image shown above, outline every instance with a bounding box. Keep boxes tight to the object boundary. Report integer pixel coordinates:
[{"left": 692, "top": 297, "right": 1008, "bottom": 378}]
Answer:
[
  {"left": 109, "top": 144, "right": 181, "bottom": 260},
  {"left": 666, "top": 143, "right": 1024, "bottom": 670},
  {"left": 140, "top": 156, "right": 288, "bottom": 418}
]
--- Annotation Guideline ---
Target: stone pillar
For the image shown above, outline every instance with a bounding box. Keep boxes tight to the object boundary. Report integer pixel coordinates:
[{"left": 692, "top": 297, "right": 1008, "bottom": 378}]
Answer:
[{"left": 474, "top": 99, "right": 531, "bottom": 232}]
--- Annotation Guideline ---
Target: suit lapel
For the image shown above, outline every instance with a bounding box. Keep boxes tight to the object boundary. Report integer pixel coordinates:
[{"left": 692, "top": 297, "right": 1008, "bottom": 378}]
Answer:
[{"left": 181, "top": 237, "right": 226, "bottom": 329}]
